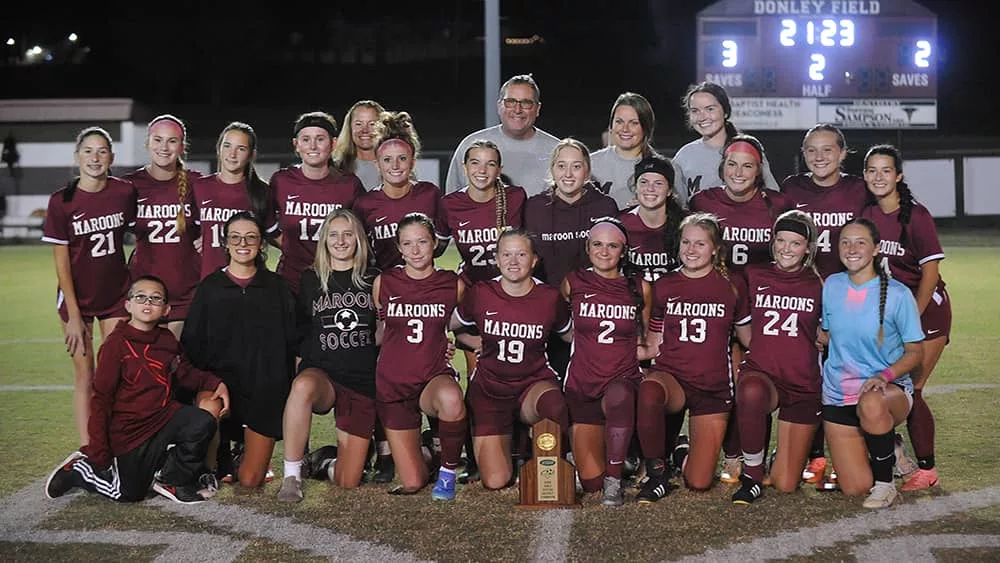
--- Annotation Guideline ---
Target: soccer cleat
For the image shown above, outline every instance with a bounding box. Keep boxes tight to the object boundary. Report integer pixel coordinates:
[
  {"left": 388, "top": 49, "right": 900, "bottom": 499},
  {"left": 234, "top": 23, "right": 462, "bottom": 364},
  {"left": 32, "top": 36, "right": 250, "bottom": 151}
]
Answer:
[
  {"left": 374, "top": 455, "right": 395, "bottom": 484},
  {"left": 817, "top": 468, "right": 840, "bottom": 491},
  {"left": 45, "top": 452, "right": 86, "bottom": 499},
  {"left": 602, "top": 476, "right": 624, "bottom": 507},
  {"left": 636, "top": 459, "right": 672, "bottom": 504},
  {"left": 863, "top": 481, "right": 898, "bottom": 508},
  {"left": 720, "top": 456, "right": 742, "bottom": 484},
  {"left": 307, "top": 445, "right": 339, "bottom": 480},
  {"left": 458, "top": 456, "right": 480, "bottom": 484},
  {"left": 802, "top": 456, "right": 827, "bottom": 484},
  {"left": 264, "top": 465, "right": 275, "bottom": 483},
  {"left": 196, "top": 473, "right": 219, "bottom": 499},
  {"left": 153, "top": 481, "right": 206, "bottom": 504},
  {"left": 732, "top": 474, "right": 764, "bottom": 505},
  {"left": 431, "top": 470, "right": 457, "bottom": 501},
  {"left": 277, "top": 476, "right": 304, "bottom": 503},
  {"left": 893, "top": 434, "right": 919, "bottom": 479},
  {"left": 672, "top": 435, "right": 690, "bottom": 476},
  {"left": 762, "top": 448, "right": 778, "bottom": 487},
  {"left": 900, "top": 468, "right": 940, "bottom": 491}
]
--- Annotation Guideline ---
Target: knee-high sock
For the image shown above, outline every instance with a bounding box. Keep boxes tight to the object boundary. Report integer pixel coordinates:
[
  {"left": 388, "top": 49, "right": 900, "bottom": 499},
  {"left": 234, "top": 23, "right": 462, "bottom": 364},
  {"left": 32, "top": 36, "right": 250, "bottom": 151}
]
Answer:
[
  {"left": 603, "top": 380, "right": 637, "bottom": 479},
  {"left": 735, "top": 376, "right": 771, "bottom": 482},
  {"left": 637, "top": 380, "right": 666, "bottom": 461},
  {"left": 906, "top": 388, "right": 936, "bottom": 469},
  {"left": 863, "top": 430, "right": 895, "bottom": 484},
  {"left": 437, "top": 419, "right": 467, "bottom": 471}
]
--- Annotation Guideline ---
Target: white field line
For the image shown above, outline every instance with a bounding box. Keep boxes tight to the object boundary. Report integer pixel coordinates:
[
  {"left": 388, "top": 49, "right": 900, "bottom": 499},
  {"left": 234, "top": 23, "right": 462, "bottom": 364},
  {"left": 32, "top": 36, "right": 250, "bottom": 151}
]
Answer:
[{"left": 529, "top": 509, "right": 575, "bottom": 562}]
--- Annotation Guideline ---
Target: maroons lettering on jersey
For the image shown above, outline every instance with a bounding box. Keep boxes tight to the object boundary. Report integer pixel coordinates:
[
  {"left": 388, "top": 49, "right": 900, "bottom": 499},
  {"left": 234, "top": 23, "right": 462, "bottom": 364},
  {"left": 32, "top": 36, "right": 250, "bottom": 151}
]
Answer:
[
  {"left": 284, "top": 200, "right": 343, "bottom": 218},
  {"left": 578, "top": 302, "right": 636, "bottom": 320},
  {"left": 72, "top": 212, "right": 127, "bottom": 236},
  {"left": 483, "top": 318, "right": 544, "bottom": 340},
  {"left": 457, "top": 226, "right": 501, "bottom": 245},
  {"left": 540, "top": 229, "right": 589, "bottom": 242},
  {"left": 312, "top": 291, "right": 373, "bottom": 315},
  {"left": 199, "top": 207, "right": 243, "bottom": 223},
  {"left": 754, "top": 293, "right": 815, "bottom": 313},
  {"left": 810, "top": 211, "right": 854, "bottom": 227},
  {"left": 630, "top": 250, "right": 672, "bottom": 268},
  {"left": 878, "top": 239, "right": 906, "bottom": 257},
  {"left": 386, "top": 302, "right": 447, "bottom": 318},
  {"left": 373, "top": 222, "right": 399, "bottom": 241},
  {"left": 137, "top": 203, "right": 191, "bottom": 220},
  {"left": 663, "top": 301, "right": 726, "bottom": 318},
  {"left": 723, "top": 226, "right": 770, "bottom": 243}
]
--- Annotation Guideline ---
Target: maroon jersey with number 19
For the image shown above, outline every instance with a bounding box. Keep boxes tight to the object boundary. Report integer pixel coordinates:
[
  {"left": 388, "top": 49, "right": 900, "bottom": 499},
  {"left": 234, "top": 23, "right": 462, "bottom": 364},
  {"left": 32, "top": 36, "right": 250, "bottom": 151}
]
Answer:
[
  {"left": 376, "top": 267, "right": 459, "bottom": 402},
  {"left": 353, "top": 181, "right": 447, "bottom": 271},
  {"left": 41, "top": 177, "right": 137, "bottom": 316},
  {"left": 689, "top": 187, "right": 793, "bottom": 270},
  {"left": 439, "top": 185, "right": 527, "bottom": 284},
  {"left": 650, "top": 268, "right": 749, "bottom": 395},
  {"left": 455, "top": 279, "right": 571, "bottom": 399},
  {"left": 192, "top": 174, "right": 276, "bottom": 280},
  {"left": 781, "top": 173, "right": 867, "bottom": 280}
]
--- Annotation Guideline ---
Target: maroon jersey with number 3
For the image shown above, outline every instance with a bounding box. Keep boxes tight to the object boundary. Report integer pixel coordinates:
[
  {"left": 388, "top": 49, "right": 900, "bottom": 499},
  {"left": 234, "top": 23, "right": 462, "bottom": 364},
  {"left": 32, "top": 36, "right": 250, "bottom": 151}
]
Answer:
[
  {"left": 439, "top": 185, "right": 527, "bottom": 284},
  {"left": 269, "top": 167, "right": 365, "bottom": 294},
  {"left": 192, "top": 174, "right": 275, "bottom": 279},
  {"left": 41, "top": 178, "right": 137, "bottom": 316},
  {"left": 564, "top": 269, "right": 642, "bottom": 399},
  {"left": 124, "top": 168, "right": 203, "bottom": 316},
  {"left": 740, "top": 264, "right": 823, "bottom": 398},
  {"left": 376, "top": 267, "right": 459, "bottom": 402},
  {"left": 689, "top": 187, "right": 793, "bottom": 270},
  {"left": 650, "top": 269, "right": 749, "bottom": 394},
  {"left": 353, "top": 182, "right": 446, "bottom": 271},
  {"left": 862, "top": 202, "right": 945, "bottom": 291},
  {"left": 456, "top": 279, "right": 571, "bottom": 399},
  {"left": 781, "top": 173, "right": 867, "bottom": 279}
]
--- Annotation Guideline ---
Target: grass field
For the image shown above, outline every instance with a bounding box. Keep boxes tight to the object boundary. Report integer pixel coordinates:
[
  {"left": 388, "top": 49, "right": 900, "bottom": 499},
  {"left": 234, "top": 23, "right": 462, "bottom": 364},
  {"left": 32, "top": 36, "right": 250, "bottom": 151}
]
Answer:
[{"left": 1, "top": 232, "right": 999, "bottom": 561}]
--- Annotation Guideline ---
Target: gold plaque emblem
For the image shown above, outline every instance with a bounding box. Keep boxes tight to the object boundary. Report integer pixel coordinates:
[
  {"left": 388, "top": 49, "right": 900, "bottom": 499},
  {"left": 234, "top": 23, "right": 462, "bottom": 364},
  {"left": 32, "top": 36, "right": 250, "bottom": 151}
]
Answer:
[{"left": 536, "top": 432, "right": 556, "bottom": 452}]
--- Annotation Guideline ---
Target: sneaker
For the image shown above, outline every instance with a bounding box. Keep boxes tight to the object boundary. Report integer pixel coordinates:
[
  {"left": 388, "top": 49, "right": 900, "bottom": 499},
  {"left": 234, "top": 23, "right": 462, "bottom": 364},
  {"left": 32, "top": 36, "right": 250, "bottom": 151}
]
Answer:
[
  {"left": 636, "top": 459, "right": 672, "bottom": 504},
  {"left": 196, "top": 473, "right": 219, "bottom": 499},
  {"left": 863, "top": 481, "right": 898, "bottom": 508},
  {"left": 893, "top": 434, "right": 919, "bottom": 479},
  {"left": 45, "top": 452, "right": 86, "bottom": 499},
  {"left": 602, "top": 476, "right": 624, "bottom": 507},
  {"left": 900, "top": 468, "right": 940, "bottom": 491},
  {"left": 374, "top": 455, "right": 395, "bottom": 484},
  {"left": 431, "top": 470, "right": 457, "bottom": 501},
  {"left": 277, "top": 476, "right": 303, "bottom": 503},
  {"left": 153, "top": 481, "right": 206, "bottom": 504},
  {"left": 307, "top": 445, "right": 339, "bottom": 480},
  {"left": 458, "top": 456, "right": 480, "bottom": 484},
  {"left": 802, "top": 456, "right": 827, "bottom": 484},
  {"left": 732, "top": 475, "right": 764, "bottom": 505},
  {"left": 720, "top": 457, "right": 742, "bottom": 484},
  {"left": 817, "top": 468, "right": 840, "bottom": 492},
  {"left": 672, "top": 435, "right": 690, "bottom": 476},
  {"left": 264, "top": 465, "right": 275, "bottom": 483}
]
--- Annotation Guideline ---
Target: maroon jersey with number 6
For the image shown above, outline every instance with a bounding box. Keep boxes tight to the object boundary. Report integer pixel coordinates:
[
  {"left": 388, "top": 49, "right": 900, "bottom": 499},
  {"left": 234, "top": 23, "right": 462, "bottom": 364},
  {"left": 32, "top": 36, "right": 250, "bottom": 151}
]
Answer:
[
  {"left": 41, "top": 178, "right": 137, "bottom": 316},
  {"left": 650, "top": 268, "right": 749, "bottom": 395},
  {"left": 439, "top": 185, "right": 527, "bottom": 284},
  {"left": 376, "top": 267, "right": 458, "bottom": 402},
  {"left": 564, "top": 269, "right": 642, "bottom": 399},
  {"left": 740, "top": 264, "right": 823, "bottom": 398},
  {"left": 689, "top": 187, "right": 793, "bottom": 270},
  {"left": 455, "top": 279, "right": 571, "bottom": 399},
  {"left": 192, "top": 174, "right": 275, "bottom": 279},
  {"left": 269, "top": 167, "right": 365, "bottom": 294},
  {"left": 353, "top": 182, "right": 446, "bottom": 271},
  {"left": 781, "top": 173, "right": 867, "bottom": 280}
]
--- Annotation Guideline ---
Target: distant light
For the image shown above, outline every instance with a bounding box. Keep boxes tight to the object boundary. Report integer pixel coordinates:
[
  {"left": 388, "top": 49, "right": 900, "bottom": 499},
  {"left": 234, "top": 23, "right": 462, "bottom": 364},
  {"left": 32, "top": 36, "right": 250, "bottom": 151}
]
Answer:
[
  {"left": 504, "top": 34, "right": 544, "bottom": 46},
  {"left": 45, "top": 54, "right": 53, "bottom": 61},
  {"left": 68, "top": 33, "right": 78, "bottom": 42},
  {"left": 30, "top": 45, "right": 42, "bottom": 55},
  {"left": 5, "top": 38, "right": 13, "bottom": 46}
]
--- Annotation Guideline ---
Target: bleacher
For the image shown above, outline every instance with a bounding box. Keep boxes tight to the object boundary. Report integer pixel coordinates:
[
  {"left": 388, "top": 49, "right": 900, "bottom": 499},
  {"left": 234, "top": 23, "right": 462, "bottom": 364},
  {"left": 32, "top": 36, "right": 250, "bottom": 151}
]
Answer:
[{"left": 0, "top": 195, "right": 47, "bottom": 242}]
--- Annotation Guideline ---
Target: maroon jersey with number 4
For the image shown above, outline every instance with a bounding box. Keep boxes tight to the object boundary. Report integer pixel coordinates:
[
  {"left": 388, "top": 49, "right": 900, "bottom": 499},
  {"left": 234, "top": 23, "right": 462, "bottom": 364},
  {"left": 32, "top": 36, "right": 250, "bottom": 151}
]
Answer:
[
  {"left": 862, "top": 202, "right": 945, "bottom": 291},
  {"left": 617, "top": 207, "right": 677, "bottom": 281},
  {"left": 353, "top": 182, "right": 446, "bottom": 271},
  {"left": 564, "top": 269, "right": 642, "bottom": 399},
  {"left": 781, "top": 173, "right": 867, "bottom": 280},
  {"left": 689, "top": 187, "right": 793, "bottom": 270},
  {"left": 124, "top": 168, "right": 203, "bottom": 316},
  {"left": 41, "top": 178, "right": 137, "bottom": 316},
  {"left": 192, "top": 174, "right": 276, "bottom": 279},
  {"left": 740, "top": 264, "right": 823, "bottom": 398},
  {"left": 269, "top": 167, "right": 365, "bottom": 294},
  {"left": 439, "top": 185, "right": 527, "bottom": 284},
  {"left": 455, "top": 279, "right": 571, "bottom": 399},
  {"left": 376, "top": 267, "right": 458, "bottom": 402},
  {"left": 650, "top": 268, "right": 749, "bottom": 395}
]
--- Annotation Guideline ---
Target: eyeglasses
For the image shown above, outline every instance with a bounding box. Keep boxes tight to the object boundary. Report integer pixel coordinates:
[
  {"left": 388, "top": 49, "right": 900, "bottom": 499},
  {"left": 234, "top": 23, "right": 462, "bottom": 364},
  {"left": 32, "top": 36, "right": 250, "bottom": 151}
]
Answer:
[
  {"left": 501, "top": 98, "right": 537, "bottom": 110},
  {"left": 129, "top": 294, "right": 167, "bottom": 305},
  {"left": 227, "top": 233, "right": 261, "bottom": 246}
]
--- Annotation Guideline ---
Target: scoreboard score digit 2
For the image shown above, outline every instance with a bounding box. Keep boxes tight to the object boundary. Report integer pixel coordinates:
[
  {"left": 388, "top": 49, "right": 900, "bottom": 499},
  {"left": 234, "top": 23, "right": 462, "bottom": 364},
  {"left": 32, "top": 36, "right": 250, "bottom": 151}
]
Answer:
[{"left": 696, "top": 0, "right": 938, "bottom": 129}]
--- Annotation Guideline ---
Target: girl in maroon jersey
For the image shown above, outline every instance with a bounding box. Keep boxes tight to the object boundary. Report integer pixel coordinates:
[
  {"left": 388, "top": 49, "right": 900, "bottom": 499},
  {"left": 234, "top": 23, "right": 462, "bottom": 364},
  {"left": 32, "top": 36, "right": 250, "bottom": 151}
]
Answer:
[
  {"left": 353, "top": 111, "right": 447, "bottom": 271},
  {"left": 372, "top": 213, "right": 467, "bottom": 499},
  {"left": 193, "top": 122, "right": 271, "bottom": 280},
  {"left": 861, "top": 145, "right": 950, "bottom": 491},
  {"left": 562, "top": 217, "right": 653, "bottom": 506},
  {"left": 616, "top": 155, "right": 687, "bottom": 282},
  {"left": 41, "top": 126, "right": 136, "bottom": 447},
  {"left": 451, "top": 229, "right": 574, "bottom": 490},
  {"left": 731, "top": 210, "right": 824, "bottom": 504},
  {"left": 635, "top": 213, "right": 751, "bottom": 502},
  {"left": 124, "top": 115, "right": 202, "bottom": 340}
]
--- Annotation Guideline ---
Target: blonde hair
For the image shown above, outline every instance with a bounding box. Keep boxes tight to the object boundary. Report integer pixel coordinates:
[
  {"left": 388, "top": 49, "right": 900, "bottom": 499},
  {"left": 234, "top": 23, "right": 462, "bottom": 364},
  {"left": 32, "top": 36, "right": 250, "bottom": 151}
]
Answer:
[
  {"left": 313, "top": 209, "right": 372, "bottom": 292},
  {"left": 544, "top": 138, "right": 592, "bottom": 197},
  {"left": 146, "top": 114, "right": 190, "bottom": 233},
  {"left": 333, "top": 100, "right": 385, "bottom": 172},
  {"left": 679, "top": 212, "right": 733, "bottom": 286}
]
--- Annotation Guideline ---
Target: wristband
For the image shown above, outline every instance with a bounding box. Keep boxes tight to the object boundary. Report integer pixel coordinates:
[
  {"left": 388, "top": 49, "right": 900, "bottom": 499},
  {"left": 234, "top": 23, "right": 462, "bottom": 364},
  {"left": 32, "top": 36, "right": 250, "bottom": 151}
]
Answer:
[{"left": 880, "top": 368, "right": 895, "bottom": 382}]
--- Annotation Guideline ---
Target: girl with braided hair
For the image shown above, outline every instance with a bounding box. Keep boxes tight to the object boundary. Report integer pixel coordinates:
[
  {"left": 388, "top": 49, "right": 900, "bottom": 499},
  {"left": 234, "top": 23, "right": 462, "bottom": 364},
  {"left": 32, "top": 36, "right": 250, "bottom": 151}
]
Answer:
[
  {"left": 860, "top": 144, "right": 950, "bottom": 491},
  {"left": 561, "top": 217, "right": 654, "bottom": 506},
  {"left": 818, "top": 217, "right": 923, "bottom": 508},
  {"left": 125, "top": 114, "right": 203, "bottom": 339},
  {"left": 635, "top": 213, "right": 751, "bottom": 502}
]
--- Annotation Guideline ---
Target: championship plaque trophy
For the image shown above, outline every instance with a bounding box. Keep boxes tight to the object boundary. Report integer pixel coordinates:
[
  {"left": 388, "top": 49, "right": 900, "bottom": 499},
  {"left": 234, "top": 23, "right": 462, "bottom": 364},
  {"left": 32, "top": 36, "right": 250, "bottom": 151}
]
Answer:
[{"left": 516, "top": 418, "right": 580, "bottom": 509}]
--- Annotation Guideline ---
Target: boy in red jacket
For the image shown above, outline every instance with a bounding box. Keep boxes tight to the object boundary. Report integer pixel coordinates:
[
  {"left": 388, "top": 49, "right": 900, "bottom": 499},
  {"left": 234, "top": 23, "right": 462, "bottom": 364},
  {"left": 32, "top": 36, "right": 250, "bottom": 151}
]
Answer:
[{"left": 45, "top": 275, "right": 229, "bottom": 504}]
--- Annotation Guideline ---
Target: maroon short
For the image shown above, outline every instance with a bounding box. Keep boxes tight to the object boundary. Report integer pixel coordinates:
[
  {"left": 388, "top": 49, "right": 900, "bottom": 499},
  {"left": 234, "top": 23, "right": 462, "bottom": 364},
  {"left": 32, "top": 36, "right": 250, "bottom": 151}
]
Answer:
[
  {"left": 326, "top": 382, "right": 376, "bottom": 439},
  {"left": 466, "top": 371, "right": 556, "bottom": 436},
  {"left": 57, "top": 292, "right": 128, "bottom": 324},
  {"left": 675, "top": 378, "right": 733, "bottom": 416},
  {"left": 376, "top": 396, "right": 423, "bottom": 431},
  {"left": 920, "top": 286, "right": 951, "bottom": 342},
  {"left": 741, "top": 371, "right": 822, "bottom": 425},
  {"left": 565, "top": 378, "right": 639, "bottom": 426}
]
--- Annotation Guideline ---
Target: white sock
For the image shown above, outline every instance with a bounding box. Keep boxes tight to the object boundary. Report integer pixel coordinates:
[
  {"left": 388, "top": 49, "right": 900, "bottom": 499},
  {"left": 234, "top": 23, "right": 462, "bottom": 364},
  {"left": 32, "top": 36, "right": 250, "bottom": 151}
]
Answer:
[
  {"left": 284, "top": 459, "right": 302, "bottom": 480},
  {"left": 439, "top": 467, "right": 456, "bottom": 475}
]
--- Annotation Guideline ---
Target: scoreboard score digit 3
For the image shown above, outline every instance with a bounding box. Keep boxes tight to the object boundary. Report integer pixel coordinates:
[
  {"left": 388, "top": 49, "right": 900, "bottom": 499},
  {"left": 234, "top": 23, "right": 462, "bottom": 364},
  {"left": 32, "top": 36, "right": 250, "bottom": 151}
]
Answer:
[{"left": 696, "top": 0, "right": 937, "bottom": 129}]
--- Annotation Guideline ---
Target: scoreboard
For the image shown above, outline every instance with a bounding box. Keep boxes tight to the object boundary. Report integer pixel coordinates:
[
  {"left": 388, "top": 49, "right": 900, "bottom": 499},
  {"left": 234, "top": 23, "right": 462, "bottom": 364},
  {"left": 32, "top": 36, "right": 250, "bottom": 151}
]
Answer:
[{"left": 696, "top": 0, "right": 937, "bottom": 129}]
